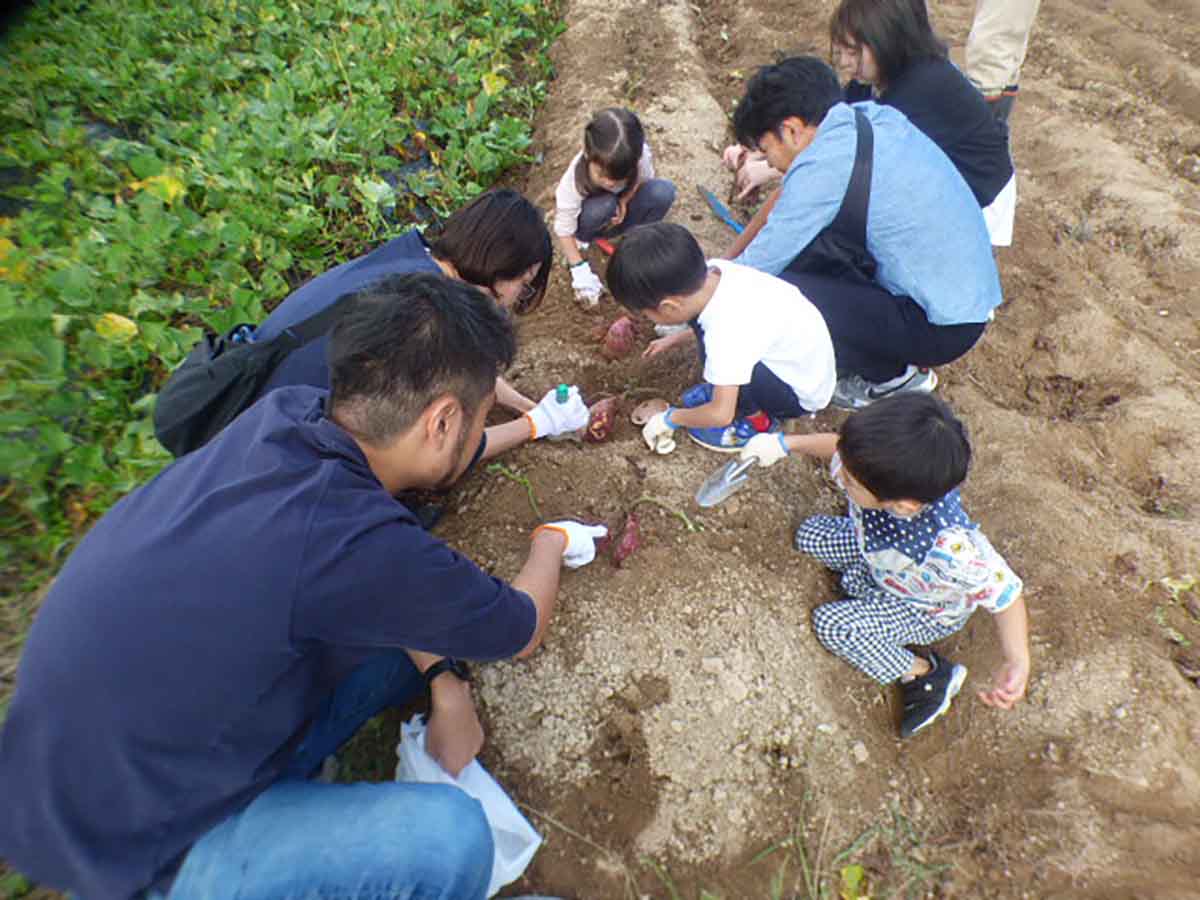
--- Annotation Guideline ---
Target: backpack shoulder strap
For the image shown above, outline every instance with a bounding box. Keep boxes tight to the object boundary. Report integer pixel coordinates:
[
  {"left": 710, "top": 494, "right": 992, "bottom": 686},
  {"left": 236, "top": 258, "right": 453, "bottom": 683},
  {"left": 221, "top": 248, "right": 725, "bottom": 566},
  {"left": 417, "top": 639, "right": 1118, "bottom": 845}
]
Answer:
[
  {"left": 277, "top": 290, "right": 361, "bottom": 347},
  {"left": 829, "top": 108, "right": 874, "bottom": 248}
]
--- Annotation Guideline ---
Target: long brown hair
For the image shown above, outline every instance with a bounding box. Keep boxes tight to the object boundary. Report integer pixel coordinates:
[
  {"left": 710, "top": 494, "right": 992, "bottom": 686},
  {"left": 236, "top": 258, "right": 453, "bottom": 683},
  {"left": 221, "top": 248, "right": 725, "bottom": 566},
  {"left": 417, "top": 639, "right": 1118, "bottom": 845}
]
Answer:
[{"left": 572, "top": 107, "right": 645, "bottom": 197}]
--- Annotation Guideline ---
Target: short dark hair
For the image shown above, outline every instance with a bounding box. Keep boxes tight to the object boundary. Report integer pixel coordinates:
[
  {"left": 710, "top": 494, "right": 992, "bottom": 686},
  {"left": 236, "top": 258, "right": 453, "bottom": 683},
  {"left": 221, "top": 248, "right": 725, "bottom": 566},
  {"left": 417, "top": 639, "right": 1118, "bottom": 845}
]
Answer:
[
  {"left": 574, "top": 107, "right": 645, "bottom": 194},
  {"left": 733, "top": 56, "right": 843, "bottom": 148},
  {"left": 429, "top": 188, "right": 551, "bottom": 314},
  {"left": 605, "top": 223, "right": 708, "bottom": 312},
  {"left": 837, "top": 393, "right": 970, "bottom": 503},
  {"left": 829, "top": 0, "right": 948, "bottom": 87},
  {"left": 328, "top": 272, "right": 516, "bottom": 445}
]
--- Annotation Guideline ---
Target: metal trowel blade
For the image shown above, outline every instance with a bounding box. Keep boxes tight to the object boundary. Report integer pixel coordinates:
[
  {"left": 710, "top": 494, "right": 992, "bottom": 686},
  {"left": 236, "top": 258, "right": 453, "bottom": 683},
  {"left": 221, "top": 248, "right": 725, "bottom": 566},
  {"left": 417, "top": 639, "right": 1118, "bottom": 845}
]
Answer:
[{"left": 695, "top": 457, "right": 758, "bottom": 507}]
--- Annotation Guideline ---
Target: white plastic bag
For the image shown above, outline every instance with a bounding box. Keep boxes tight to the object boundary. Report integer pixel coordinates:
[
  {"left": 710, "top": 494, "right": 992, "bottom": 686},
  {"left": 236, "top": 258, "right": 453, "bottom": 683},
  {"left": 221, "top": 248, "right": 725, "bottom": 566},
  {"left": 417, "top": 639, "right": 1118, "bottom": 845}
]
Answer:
[{"left": 395, "top": 716, "right": 542, "bottom": 897}]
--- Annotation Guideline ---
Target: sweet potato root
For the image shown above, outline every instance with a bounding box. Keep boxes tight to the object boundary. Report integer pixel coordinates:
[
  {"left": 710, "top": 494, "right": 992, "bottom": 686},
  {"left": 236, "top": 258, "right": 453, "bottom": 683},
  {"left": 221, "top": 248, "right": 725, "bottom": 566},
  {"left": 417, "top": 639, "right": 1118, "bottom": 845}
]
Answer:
[
  {"left": 611, "top": 512, "right": 641, "bottom": 567},
  {"left": 601, "top": 316, "right": 636, "bottom": 360},
  {"left": 585, "top": 395, "right": 620, "bottom": 443}
]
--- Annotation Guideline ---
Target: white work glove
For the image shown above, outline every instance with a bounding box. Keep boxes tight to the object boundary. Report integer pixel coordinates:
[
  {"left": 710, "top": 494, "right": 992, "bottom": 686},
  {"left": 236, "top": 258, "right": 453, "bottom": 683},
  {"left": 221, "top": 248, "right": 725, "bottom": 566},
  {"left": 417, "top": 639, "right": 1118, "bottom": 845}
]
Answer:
[
  {"left": 535, "top": 521, "right": 610, "bottom": 568},
  {"left": 641, "top": 408, "right": 678, "bottom": 455},
  {"left": 570, "top": 261, "right": 604, "bottom": 306},
  {"left": 740, "top": 432, "right": 789, "bottom": 468},
  {"left": 525, "top": 386, "right": 589, "bottom": 439}
]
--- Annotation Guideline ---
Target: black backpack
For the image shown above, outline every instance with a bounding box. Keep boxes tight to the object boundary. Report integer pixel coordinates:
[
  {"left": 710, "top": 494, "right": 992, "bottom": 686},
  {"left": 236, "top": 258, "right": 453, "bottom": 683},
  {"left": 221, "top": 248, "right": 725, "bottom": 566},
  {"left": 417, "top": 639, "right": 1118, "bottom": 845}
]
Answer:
[
  {"left": 152, "top": 300, "right": 347, "bottom": 457},
  {"left": 784, "top": 107, "right": 878, "bottom": 286}
]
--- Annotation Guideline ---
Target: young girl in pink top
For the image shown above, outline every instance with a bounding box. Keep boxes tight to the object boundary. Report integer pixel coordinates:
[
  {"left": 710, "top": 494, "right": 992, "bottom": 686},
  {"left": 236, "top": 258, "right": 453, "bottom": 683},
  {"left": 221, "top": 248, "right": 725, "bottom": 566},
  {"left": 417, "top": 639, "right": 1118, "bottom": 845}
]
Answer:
[{"left": 553, "top": 107, "right": 675, "bottom": 305}]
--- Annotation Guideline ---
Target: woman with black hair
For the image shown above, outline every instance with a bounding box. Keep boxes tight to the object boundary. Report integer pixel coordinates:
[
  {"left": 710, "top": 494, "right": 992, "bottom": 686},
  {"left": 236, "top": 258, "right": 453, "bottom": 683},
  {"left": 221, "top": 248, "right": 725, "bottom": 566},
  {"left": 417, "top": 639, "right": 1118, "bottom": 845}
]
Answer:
[
  {"left": 830, "top": 0, "right": 1016, "bottom": 246},
  {"left": 251, "top": 188, "right": 589, "bottom": 461}
]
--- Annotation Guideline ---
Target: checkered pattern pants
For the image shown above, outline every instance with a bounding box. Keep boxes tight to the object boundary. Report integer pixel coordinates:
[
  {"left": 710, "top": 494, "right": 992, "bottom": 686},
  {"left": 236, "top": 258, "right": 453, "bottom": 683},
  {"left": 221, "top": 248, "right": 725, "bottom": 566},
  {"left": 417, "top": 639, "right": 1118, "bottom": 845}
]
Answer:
[{"left": 795, "top": 515, "right": 966, "bottom": 684}]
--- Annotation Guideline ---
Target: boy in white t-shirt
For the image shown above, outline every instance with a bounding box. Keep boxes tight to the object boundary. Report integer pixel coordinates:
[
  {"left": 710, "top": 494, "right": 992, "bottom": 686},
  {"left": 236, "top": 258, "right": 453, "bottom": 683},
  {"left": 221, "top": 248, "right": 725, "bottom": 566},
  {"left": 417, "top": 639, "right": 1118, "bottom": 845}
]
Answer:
[{"left": 606, "top": 223, "right": 836, "bottom": 453}]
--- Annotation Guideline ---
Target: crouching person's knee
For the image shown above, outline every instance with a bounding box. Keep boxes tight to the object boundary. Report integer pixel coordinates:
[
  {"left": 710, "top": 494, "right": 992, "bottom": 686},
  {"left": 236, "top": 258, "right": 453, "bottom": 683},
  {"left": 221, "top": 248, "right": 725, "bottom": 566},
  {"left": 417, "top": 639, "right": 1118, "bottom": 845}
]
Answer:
[
  {"left": 368, "top": 782, "right": 493, "bottom": 899},
  {"left": 811, "top": 602, "right": 848, "bottom": 655},
  {"left": 419, "top": 785, "right": 494, "bottom": 895}
]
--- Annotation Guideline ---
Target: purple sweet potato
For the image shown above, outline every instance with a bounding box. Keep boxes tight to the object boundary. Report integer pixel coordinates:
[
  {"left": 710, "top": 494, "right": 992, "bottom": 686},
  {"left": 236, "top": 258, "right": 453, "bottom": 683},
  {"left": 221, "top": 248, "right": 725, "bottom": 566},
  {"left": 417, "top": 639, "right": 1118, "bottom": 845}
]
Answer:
[
  {"left": 612, "top": 512, "right": 641, "bottom": 567},
  {"left": 601, "top": 316, "right": 636, "bottom": 360},
  {"left": 585, "top": 395, "right": 620, "bottom": 443}
]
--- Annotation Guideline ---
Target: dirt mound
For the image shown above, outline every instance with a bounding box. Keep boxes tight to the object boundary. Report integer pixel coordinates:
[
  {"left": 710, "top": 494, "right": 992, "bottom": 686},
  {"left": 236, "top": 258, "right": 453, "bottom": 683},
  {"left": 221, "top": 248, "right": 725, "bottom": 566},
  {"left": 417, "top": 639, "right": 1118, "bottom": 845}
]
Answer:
[{"left": 442, "top": 0, "right": 1200, "bottom": 896}]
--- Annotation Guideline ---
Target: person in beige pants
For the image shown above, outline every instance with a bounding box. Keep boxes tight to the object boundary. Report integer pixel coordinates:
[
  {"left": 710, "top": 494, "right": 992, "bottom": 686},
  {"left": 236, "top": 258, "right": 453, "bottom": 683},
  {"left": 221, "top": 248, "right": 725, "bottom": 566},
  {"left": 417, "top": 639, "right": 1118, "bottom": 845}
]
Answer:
[{"left": 965, "top": 0, "right": 1041, "bottom": 122}]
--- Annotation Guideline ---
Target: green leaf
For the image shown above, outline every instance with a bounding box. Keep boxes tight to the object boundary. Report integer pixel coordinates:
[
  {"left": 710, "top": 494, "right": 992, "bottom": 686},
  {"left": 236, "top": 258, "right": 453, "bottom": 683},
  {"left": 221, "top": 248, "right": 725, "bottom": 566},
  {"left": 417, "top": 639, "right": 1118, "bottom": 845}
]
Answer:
[{"left": 839, "top": 863, "right": 869, "bottom": 900}]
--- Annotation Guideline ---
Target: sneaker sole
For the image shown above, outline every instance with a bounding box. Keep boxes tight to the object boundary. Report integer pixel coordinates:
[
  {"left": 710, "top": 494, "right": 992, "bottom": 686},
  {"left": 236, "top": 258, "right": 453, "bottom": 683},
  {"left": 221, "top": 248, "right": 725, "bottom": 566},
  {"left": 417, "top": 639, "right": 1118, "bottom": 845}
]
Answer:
[
  {"left": 906, "top": 663, "right": 967, "bottom": 737},
  {"left": 686, "top": 430, "right": 746, "bottom": 454}
]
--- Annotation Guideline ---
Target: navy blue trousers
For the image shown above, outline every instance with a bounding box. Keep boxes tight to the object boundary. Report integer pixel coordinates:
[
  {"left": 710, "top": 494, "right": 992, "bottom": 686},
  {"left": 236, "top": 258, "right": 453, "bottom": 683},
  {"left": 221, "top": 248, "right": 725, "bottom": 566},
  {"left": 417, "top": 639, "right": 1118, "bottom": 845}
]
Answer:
[{"left": 778, "top": 272, "right": 987, "bottom": 383}]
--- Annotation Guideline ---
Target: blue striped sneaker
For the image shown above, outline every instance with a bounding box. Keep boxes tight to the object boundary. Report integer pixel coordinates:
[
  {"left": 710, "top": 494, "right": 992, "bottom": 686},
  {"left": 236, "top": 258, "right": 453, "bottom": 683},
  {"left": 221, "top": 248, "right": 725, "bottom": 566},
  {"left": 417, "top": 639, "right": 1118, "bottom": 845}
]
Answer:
[{"left": 687, "top": 416, "right": 777, "bottom": 453}]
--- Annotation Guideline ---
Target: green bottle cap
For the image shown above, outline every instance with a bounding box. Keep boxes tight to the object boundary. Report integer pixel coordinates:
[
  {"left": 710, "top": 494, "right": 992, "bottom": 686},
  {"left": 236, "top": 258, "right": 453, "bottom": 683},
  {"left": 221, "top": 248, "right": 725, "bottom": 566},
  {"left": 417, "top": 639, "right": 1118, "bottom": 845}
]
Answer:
[{"left": 556, "top": 384, "right": 569, "bottom": 404}]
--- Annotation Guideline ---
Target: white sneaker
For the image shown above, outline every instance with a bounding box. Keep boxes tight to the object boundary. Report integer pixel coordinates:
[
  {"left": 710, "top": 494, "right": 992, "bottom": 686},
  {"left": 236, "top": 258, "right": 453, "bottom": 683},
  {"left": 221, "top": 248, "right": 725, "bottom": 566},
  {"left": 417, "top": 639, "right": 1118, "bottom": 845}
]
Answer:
[{"left": 831, "top": 366, "right": 938, "bottom": 410}]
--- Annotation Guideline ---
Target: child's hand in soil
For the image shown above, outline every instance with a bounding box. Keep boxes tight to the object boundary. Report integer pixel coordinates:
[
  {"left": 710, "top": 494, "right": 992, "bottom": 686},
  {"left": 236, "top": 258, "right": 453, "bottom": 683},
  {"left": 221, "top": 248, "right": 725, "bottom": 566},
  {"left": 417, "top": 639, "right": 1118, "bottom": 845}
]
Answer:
[
  {"left": 741, "top": 433, "right": 789, "bottom": 468},
  {"left": 642, "top": 409, "right": 678, "bottom": 454},
  {"left": 571, "top": 262, "right": 604, "bottom": 305},
  {"left": 978, "top": 658, "right": 1029, "bottom": 710},
  {"left": 643, "top": 328, "right": 691, "bottom": 358}
]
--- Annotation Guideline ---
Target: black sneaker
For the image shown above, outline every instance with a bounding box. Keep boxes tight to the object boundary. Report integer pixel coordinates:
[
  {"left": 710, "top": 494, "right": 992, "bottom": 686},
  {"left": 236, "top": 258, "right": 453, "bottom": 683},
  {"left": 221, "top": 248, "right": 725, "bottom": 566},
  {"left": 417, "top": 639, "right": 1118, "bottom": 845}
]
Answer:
[{"left": 899, "top": 652, "right": 967, "bottom": 738}]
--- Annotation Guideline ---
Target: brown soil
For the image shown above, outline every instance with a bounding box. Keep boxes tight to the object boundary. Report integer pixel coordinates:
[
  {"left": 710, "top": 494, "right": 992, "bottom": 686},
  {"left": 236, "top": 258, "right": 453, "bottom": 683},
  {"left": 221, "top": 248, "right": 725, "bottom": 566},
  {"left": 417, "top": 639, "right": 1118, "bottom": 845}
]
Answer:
[{"left": 446, "top": 0, "right": 1200, "bottom": 896}]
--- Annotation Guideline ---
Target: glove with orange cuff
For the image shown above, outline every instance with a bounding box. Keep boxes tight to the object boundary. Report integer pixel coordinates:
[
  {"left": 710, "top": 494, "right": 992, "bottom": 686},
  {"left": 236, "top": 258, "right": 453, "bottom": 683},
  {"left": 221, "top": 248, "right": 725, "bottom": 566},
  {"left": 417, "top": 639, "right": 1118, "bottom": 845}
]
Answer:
[{"left": 533, "top": 520, "right": 609, "bottom": 568}]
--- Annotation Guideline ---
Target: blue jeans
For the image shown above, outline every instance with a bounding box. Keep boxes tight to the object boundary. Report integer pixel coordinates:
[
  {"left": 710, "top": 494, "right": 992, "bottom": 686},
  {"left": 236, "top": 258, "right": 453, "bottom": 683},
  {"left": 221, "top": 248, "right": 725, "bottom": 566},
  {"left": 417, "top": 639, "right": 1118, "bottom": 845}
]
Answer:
[
  {"left": 576, "top": 178, "right": 676, "bottom": 240},
  {"left": 159, "top": 652, "right": 494, "bottom": 900}
]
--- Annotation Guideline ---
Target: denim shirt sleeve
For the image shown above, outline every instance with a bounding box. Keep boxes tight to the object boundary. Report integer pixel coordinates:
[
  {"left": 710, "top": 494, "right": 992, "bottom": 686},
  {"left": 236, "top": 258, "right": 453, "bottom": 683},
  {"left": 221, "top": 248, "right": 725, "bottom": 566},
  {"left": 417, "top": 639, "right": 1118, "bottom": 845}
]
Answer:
[{"left": 734, "top": 103, "right": 857, "bottom": 276}]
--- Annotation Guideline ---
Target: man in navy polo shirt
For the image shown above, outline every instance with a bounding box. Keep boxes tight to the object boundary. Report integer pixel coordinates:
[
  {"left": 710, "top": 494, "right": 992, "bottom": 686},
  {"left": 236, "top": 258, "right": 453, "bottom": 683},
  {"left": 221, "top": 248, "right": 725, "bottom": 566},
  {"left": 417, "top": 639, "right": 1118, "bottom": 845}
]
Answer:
[{"left": 0, "top": 273, "right": 606, "bottom": 900}]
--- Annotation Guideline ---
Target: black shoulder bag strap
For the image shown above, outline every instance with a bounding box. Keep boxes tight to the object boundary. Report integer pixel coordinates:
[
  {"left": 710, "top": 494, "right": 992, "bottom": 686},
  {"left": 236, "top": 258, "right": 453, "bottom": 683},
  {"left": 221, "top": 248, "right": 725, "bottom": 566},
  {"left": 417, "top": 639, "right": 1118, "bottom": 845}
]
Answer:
[
  {"left": 828, "top": 108, "right": 873, "bottom": 253},
  {"left": 782, "top": 108, "right": 877, "bottom": 285},
  {"left": 274, "top": 289, "right": 360, "bottom": 350}
]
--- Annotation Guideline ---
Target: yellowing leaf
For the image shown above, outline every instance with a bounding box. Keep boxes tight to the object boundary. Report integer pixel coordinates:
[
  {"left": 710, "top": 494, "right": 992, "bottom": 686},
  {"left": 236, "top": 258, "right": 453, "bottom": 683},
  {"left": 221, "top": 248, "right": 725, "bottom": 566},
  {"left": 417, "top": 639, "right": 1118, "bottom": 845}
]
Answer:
[
  {"left": 481, "top": 71, "right": 508, "bottom": 96},
  {"left": 130, "top": 173, "right": 186, "bottom": 204},
  {"left": 839, "top": 863, "right": 870, "bottom": 900},
  {"left": 0, "top": 237, "right": 28, "bottom": 282},
  {"left": 95, "top": 312, "right": 139, "bottom": 341}
]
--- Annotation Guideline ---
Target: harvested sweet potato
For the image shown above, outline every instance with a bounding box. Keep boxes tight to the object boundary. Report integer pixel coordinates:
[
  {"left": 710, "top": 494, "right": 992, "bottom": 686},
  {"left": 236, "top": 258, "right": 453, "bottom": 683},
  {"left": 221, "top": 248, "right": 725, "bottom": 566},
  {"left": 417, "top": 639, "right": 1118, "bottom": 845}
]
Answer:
[
  {"left": 611, "top": 512, "right": 641, "bottom": 567},
  {"left": 585, "top": 395, "right": 620, "bottom": 443},
  {"left": 601, "top": 316, "right": 636, "bottom": 360}
]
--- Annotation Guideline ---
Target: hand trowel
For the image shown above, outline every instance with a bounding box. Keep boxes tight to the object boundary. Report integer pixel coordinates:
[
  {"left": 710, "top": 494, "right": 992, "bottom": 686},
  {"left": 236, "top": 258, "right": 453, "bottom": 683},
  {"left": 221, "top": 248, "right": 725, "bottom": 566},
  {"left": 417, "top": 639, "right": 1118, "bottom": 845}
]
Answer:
[{"left": 695, "top": 456, "right": 758, "bottom": 507}]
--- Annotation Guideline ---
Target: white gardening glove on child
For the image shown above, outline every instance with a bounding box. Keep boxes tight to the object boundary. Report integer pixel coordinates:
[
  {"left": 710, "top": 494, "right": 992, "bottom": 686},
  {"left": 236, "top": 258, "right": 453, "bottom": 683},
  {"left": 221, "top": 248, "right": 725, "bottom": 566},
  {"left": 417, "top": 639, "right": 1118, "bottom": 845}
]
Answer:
[
  {"left": 534, "top": 521, "right": 610, "bottom": 568},
  {"left": 641, "top": 408, "right": 678, "bottom": 455},
  {"left": 525, "top": 386, "right": 590, "bottom": 439},
  {"left": 740, "top": 432, "right": 789, "bottom": 468},
  {"left": 570, "top": 261, "right": 604, "bottom": 306}
]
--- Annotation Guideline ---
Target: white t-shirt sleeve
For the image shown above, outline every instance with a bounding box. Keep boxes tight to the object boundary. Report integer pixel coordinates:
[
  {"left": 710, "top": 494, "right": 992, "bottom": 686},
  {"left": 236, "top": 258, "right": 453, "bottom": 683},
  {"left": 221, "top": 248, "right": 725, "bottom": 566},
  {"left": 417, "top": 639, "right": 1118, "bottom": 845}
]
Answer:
[{"left": 554, "top": 152, "right": 586, "bottom": 237}]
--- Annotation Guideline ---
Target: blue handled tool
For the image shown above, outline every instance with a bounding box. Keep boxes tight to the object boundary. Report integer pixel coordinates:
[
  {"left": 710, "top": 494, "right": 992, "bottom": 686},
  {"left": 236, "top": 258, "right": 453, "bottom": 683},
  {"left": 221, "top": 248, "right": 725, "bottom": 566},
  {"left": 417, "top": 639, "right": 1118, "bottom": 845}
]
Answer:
[{"left": 697, "top": 186, "right": 744, "bottom": 234}]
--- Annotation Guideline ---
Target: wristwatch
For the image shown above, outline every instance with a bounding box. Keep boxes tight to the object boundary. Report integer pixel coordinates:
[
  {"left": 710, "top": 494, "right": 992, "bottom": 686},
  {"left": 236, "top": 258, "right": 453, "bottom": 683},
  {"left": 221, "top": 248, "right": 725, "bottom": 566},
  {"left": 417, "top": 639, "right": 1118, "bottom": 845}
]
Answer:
[{"left": 422, "top": 657, "right": 471, "bottom": 689}]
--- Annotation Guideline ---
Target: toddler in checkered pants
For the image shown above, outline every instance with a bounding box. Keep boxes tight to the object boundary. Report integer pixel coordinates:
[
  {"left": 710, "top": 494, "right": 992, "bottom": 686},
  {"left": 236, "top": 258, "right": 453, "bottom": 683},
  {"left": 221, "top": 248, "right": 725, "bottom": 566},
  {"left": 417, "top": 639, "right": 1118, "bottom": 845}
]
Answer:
[{"left": 740, "top": 393, "right": 1030, "bottom": 737}]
